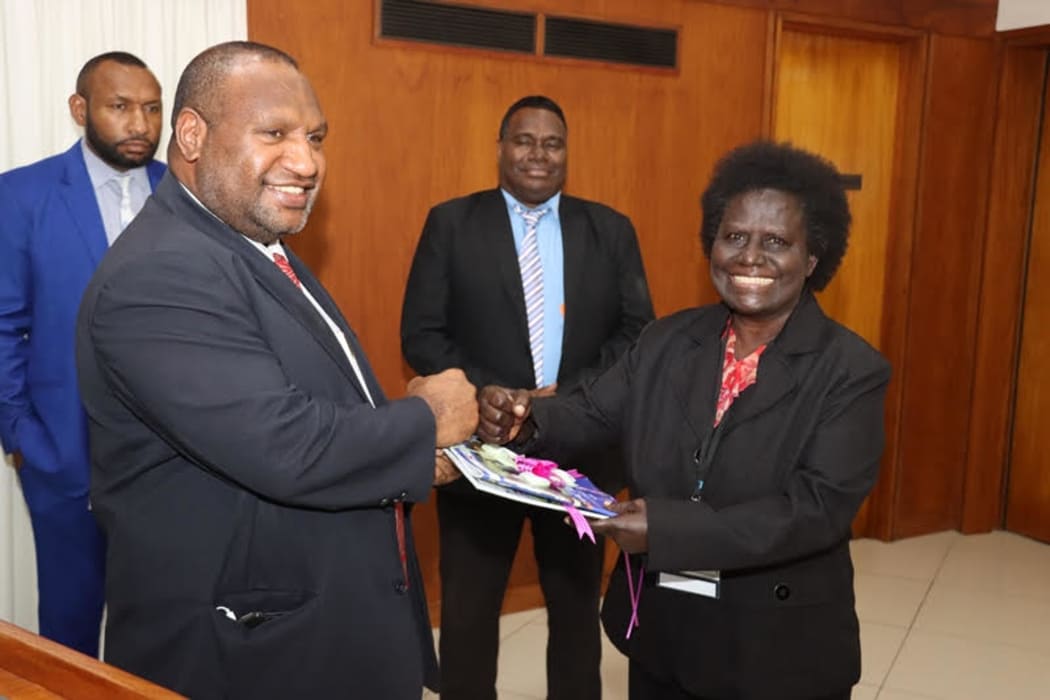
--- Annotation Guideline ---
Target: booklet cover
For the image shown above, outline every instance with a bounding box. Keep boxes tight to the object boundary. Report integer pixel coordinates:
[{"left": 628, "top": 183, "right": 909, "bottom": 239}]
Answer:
[{"left": 444, "top": 440, "right": 617, "bottom": 519}]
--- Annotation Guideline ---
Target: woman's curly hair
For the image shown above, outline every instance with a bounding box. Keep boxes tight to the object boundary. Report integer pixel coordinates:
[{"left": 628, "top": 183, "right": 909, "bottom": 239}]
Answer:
[{"left": 699, "top": 140, "right": 851, "bottom": 291}]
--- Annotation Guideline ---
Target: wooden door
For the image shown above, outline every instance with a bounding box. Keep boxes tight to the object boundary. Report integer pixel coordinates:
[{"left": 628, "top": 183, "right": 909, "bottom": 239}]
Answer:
[
  {"left": 770, "top": 19, "right": 925, "bottom": 536},
  {"left": 773, "top": 28, "right": 901, "bottom": 347},
  {"left": 1006, "top": 58, "right": 1050, "bottom": 543}
]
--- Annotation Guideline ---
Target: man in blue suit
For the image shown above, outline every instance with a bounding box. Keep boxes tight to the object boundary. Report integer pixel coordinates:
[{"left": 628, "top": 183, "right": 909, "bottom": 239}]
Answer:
[{"left": 0, "top": 51, "right": 165, "bottom": 656}]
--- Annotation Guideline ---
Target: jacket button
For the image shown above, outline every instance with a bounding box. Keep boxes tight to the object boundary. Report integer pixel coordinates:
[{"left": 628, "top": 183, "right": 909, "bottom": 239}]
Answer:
[
  {"left": 379, "top": 498, "right": 390, "bottom": 507},
  {"left": 693, "top": 448, "right": 702, "bottom": 464},
  {"left": 394, "top": 582, "right": 408, "bottom": 594},
  {"left": 773, "top": 583, "right": 790, "bottom": 601},
  {"left": 399, "top": 491, "right": 407, "bottom": 500}
]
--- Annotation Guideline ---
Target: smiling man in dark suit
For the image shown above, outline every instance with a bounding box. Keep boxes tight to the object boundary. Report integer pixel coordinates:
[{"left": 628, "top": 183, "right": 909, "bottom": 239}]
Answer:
[
  {"left": 401, "top": 95, "right": 655, "bottom": 700},
  {"left": 75, "top": 41, "right": 477, "bottom": 699}
]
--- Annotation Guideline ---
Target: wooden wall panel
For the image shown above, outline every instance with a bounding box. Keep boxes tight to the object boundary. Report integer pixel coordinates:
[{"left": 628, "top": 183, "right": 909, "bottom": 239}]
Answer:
[
  {"left": 962, "top": 47, "right": 1045, "bottom": 533},
  {"left": 248, "top": 0, "right": 770, "bottom": 613},
  {"left": 892, "top": 34, "right": 999, "bottom": 537},
  {"left": 698, "top": 0, "right": 997, "bottom": 36}
]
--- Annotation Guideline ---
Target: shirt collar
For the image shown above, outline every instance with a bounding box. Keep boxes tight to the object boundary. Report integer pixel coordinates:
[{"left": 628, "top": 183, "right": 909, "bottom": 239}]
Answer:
[
  {"left": 500, "top": 188, "right": 561, "bottom": 216},
  {"left": 175, "top": 180, "right": 285, "bottom": 260},
  {"left": 80, "top": 138, "right": 150, "bottom": 191}
]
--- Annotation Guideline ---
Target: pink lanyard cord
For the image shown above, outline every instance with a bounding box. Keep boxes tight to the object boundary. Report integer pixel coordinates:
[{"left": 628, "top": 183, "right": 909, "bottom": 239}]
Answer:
[{"left": 623, "top": 552, "right": 645, "bottom": 639}]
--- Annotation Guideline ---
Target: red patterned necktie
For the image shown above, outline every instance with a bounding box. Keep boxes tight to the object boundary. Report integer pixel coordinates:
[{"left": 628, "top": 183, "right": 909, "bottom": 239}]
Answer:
[{"left": 273, "top": 252, "right": 301, "bottom": 287}]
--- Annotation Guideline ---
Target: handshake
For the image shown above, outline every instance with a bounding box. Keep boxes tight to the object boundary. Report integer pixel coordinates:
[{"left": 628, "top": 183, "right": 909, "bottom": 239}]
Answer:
[{"left": 406, "top": 369, "right": 540, "bottom": 486}]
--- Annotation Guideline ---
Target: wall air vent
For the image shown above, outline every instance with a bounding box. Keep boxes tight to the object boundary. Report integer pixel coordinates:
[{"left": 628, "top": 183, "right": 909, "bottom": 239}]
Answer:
[
  {"left": 544, "top": 16, "right": 677, "bottom": 69},
  {"left": 379, "top": 0, "right": 536, "bottom": 54}
]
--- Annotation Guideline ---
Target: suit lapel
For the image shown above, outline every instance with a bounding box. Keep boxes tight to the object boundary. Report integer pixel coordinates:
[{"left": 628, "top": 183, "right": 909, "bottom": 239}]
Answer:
[
  {"left": 153, "top": 175, "right": 373, "bottom": 404},
  {"left": 482, "top": 190, "right": 530, "bottom": 340},
  {"left": 288, "top": 250, "right": 384, "bottom": 405},
  {"left": 719, "top": 292, "right": 825, "bottom": 433},
  {"left": 669, "top": 307, "right": 730, "bottom": 442},
  {"left": 559, "top": 196, "right": 585, "bottom": 360},
  {"left": 60, "top": 145, "right": 108, "bottom": 266}
]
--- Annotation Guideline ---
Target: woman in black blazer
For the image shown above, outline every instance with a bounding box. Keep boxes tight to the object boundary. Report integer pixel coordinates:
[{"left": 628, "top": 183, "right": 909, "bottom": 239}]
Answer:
[{"left": 478, "top": 140, "right": 890, "bottom": 699}]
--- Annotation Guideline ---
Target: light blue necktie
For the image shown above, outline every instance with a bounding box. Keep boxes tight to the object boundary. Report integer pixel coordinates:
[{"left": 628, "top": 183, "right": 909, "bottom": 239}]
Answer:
[{"left": 514, "top": 204, "right": 549, "bottom": 388}]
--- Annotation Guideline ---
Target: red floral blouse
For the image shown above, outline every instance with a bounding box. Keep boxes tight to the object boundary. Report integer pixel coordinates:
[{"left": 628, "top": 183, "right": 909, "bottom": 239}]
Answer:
[{"left": 714, "top": 324, "right": 766, "bottom": 426}]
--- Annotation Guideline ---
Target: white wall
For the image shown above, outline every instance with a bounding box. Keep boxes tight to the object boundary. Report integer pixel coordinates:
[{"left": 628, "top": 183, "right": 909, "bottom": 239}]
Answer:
[
  {"left": 997, "top": 0, "right": 1050, "bottom": 31},
  {"left": 0, "top": 0, "right": 247, "bottom": 639}
]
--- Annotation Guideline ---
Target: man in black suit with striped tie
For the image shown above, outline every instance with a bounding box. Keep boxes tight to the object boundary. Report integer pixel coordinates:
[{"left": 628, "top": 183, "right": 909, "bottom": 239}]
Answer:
[{"left": 401, "top": 95, "right": 655, "bottom": 700}]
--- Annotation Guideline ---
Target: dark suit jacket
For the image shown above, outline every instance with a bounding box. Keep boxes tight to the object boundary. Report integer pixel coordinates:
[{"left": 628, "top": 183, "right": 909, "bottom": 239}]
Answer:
[
  {"left": 76, "top": 173, "right": 439, "bottom": 699},
  {"left": 400, "top": 188, "right": 654, "bottom": 490},
  {"left": 526, "top": 293, "right": 890, "bottom": 699},
  {"left": 0, "top": 142, "right": 164, "bottom": 507}
]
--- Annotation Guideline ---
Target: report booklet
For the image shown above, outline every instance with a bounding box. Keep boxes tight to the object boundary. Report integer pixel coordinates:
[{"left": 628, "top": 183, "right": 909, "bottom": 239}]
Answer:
[{"left": 444, "top": 440, "right": 617, "bottom": 519}]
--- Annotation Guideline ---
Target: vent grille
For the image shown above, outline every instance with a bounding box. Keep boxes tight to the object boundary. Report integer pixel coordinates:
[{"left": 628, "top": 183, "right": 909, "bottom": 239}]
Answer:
[
  {"left": 544, "top": 16, "right": 677, "bottom": 69},
  {"left": 380, "top": 0, "right": 535, "bottom": 54}
]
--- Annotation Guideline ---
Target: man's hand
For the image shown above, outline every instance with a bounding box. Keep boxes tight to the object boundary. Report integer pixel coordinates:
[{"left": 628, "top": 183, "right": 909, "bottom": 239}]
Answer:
[
  {"left": 407, "top": 368, "right": 478, "bottom": 447},
  {"left": 591, "top": 498, "right": 649, "bottom": 554},
  {"left": 5, "top": 452, "right": 21, "bottom": 470},
  {"left": 477, "top": 385, "right": 532, "bottom": 444},
  {"left": 433, "top": 449, "right": 460, "bottom": 486}
]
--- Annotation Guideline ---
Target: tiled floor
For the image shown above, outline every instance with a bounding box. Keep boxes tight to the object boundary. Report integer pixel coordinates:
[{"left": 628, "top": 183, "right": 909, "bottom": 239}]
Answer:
[{"left": 425, "top": 530, "right": 1050, "bottom": 698}]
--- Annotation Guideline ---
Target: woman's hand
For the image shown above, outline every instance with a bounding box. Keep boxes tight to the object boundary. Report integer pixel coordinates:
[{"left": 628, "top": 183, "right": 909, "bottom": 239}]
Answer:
[
  {"left": 477, "top": 385, "right": 532, "bottom": 444},
  {"left": 591, "top": 498, "right": 649, "bottom": 554}
]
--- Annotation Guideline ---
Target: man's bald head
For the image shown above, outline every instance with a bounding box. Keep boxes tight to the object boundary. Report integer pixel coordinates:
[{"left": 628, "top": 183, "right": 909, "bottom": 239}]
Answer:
[
  {"left": 171, "top": 41, "right": 298, "bottom": 128},
  {"left": 168, "top": 41, "right": 326, "bottom": 245}
]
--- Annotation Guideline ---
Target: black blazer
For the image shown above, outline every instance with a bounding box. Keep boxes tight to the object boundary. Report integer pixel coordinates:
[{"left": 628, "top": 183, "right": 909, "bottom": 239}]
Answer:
[
  {"left": 76, "top": 173, "right": 439, "bottom": 699},
  {"left": 527, "top": 293, "right": 891, "bottom": 698},
  {"left": 400, "top": 188, "right": 654, "bottom": 489}
]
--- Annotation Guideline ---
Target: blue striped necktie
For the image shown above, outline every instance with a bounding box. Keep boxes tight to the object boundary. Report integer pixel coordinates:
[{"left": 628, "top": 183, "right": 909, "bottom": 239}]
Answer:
[{"left": 514, "top": 203, "right": 549, "bottom": 388}]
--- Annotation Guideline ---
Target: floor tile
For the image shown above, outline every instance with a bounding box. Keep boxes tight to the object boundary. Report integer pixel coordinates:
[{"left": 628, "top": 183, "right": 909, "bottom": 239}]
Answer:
[
  {"left": 874, "top": 690, "right": 940, "bottom": 700},
  {"left": 854, "top": 572, "right": 931, "bottom": 627},
  {"left": 912, "top": 583, "right": 1050, "bottom": 656},
  {"left": 933, "top": 531, "right": 1050, "bottom": 603},
  {"left": 850, "top": 531, "right": 958, "bottom": 582},
  {"left": 859, "top": 620, "right": 908, "bottom": 686},
  {"left": 600, "top": 631, "right": 629, "bottom": 700},
  {"left": 499, "top": 608, "right": 544, "bottom": 640},
  {"left": 496, "top": 619, "right": 549, "bottom": 698},
  {"left": 851, "top": 683, "right": 878, "bottom": 700},
  {"left": 884, "top": 630, "right": 1050, "bottom": 700}
]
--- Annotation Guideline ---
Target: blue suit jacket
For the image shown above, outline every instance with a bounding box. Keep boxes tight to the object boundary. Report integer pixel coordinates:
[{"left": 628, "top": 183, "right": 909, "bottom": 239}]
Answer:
[{"left": 0, "top": 142, "right": 165, "bottom": 507}]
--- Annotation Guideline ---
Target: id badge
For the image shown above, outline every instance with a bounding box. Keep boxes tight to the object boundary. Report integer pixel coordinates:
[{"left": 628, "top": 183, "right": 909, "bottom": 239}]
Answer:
[{"left": 658, "top": 570, "right": 720, "bottom": 599}]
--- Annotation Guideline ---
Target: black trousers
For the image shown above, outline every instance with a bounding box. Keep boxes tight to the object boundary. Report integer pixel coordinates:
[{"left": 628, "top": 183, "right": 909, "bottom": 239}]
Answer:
[
  {"left": 436, "top": 486, "right": 605, "bottom": 700},
  {"left": 628, "top": 660, "right": 853, "bottom": 700}
]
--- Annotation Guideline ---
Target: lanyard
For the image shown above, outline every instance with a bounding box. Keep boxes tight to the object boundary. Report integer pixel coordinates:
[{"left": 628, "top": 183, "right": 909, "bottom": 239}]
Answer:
[{"left": 690, "top": 418, "right": 727, "bottom": 501}]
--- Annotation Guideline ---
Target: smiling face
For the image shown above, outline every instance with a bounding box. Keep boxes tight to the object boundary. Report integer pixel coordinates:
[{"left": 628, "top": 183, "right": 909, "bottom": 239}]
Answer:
[
  {"left": 69, "top": 60, "right": 162, "bottom": 171},
  {"left": 497, "top": 107, "right": 567, "bottom": 206},
  {"left": 183, "top": 58, "right": 327, "bottom": 245},
  {"left": 710, "top": 188, "right": 817, "bottom": 325}
]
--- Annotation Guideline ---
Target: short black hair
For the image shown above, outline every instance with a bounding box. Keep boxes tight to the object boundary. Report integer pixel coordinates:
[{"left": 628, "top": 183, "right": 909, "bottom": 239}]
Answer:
[
  {"left": 699, "top": 140, "right": 851, "bottom": 291},
  {"left": 498, "top": 95, "right": 567, "bottom": 140},
  {"left": 75, "top": 51, "right": 150, "bottom": 96},
  {"left": 172, "top": 41, "right": 298, "bottom": 128}
]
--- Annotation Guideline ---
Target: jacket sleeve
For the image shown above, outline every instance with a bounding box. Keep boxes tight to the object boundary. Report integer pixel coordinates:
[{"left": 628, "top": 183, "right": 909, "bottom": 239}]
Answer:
[
  {"left": 83, "top": 250, "right": 437, "bottom": 510},
  {"left": 573, "top": 210, "right": 654, "bottom": 386},
  {"left": 400, "top": 206, "right": 501, "bottom": 389},
  {"left": 0, "top": 177, "right": 38, "bottom": 453}
]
